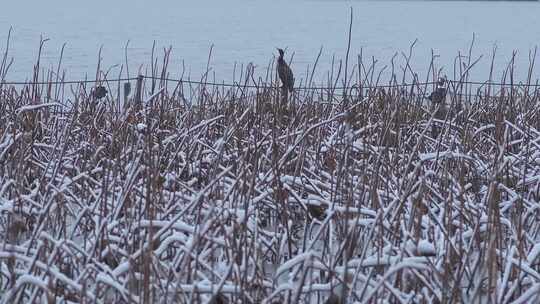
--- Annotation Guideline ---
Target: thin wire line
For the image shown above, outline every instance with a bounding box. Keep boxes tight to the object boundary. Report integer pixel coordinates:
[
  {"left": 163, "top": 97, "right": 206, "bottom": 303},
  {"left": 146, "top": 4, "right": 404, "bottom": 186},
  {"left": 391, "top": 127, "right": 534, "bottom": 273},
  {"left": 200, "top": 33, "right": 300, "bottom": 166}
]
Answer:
[
  {"left": 141, "top": 76, "right": 438, "bottom": 90},
  {"left": 0, "top": 74, "right": 538, "bottom": 90},
  {"left": 0, "top": 77, "right": 139, "bottom": 85},
  {"left": 140, "top": 76, "right": 540, "bottom": 90}
]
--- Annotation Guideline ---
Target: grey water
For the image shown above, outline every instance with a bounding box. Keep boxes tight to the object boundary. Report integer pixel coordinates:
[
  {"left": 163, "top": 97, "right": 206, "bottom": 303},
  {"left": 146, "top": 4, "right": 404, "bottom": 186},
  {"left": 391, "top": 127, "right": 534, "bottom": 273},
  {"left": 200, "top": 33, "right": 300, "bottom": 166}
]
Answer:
[{"left": 1, "top": 0, "right": 540, "bottom": 84}]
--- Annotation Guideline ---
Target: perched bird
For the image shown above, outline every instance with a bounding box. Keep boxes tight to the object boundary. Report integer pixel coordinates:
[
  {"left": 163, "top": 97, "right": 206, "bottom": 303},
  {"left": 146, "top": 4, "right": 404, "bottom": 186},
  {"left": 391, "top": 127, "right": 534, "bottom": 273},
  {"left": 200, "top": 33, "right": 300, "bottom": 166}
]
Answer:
[
  {"left": 427, "top": 77, "right": 447, "bottom": 104},
  {"left": 124, "top": 82, "right": 131, "bottom": 97},
  {"left": 307, "top": 203, "right": 327, "bottom": 221},
  {"left": 93, "top": 85, "right": 108, "bottom": 100},
  {"left": 276, "top": 48, "right": 294, "bottom": 93}
]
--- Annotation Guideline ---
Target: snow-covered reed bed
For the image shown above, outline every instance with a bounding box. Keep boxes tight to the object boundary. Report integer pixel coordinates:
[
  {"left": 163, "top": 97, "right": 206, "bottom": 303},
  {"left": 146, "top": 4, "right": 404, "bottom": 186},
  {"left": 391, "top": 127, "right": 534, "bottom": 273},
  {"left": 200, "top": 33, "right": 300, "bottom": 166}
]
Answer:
[
  {"left": 2, "top": 40, "right": 540, "bottom": 303},
  {"left": 1, "top": 77, "right": 540, "bottom": 303}
]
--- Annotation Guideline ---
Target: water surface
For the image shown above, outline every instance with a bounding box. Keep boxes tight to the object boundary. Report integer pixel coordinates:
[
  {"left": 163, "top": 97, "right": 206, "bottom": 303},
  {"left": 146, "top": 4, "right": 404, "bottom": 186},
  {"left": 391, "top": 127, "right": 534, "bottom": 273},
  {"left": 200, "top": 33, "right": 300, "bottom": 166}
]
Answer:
[{"left": 1, "top": 0, "right": 539, "bottom": 83}]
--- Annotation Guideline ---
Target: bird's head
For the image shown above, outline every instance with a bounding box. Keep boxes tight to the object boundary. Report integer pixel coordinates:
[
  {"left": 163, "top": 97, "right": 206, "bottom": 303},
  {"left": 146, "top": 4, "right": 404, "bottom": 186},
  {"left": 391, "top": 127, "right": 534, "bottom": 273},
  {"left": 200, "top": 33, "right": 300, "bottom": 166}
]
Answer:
[
  {"left": 276, "top": 48, "right": 285, "bottom": 58},
  {"left": 437, "top": 76, "right": 447, "bottom": 87}
]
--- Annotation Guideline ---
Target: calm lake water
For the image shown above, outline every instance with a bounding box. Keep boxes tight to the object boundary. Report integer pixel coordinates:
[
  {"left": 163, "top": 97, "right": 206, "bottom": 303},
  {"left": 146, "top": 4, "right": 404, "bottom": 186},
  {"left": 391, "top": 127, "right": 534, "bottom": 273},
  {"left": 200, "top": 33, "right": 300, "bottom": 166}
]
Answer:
[{"left": 1, "top": 0, "right": 540, "bottom": 84}]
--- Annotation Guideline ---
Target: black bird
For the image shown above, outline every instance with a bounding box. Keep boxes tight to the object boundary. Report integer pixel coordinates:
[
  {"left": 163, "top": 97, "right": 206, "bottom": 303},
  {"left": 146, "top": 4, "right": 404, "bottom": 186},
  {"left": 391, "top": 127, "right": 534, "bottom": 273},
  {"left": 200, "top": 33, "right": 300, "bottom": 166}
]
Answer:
[
  {"left": 427, "top": 77, "right": 447, "bottom": 104},
  {"left": 276, "top": 48, "right": 294, "bottom": 93},
  {"left": 93, "top": 85, "right": 108, "bottom": 100}
]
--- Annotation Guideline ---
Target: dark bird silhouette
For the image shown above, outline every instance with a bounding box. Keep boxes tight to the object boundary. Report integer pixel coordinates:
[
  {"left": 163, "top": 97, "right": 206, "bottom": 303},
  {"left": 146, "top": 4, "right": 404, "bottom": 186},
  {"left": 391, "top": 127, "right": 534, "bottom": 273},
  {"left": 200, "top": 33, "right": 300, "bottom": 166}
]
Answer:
[
  {"left": 307, "top": 203, "right": 327, "bottom": 221},
  {"left": 93, "top": 85, "right": 108, "bottom": 100},
  {"left": 427, "top": 77, "right": 447, "bottom": 104},
  {"left": 276, "top": 48, "right": 294, "bottom": 93}
]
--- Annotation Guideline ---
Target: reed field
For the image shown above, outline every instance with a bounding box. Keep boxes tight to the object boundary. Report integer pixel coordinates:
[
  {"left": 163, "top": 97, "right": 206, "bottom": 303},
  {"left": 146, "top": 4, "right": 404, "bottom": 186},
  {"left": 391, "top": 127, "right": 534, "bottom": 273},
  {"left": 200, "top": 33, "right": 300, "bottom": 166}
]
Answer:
[{"left": 1, "top": 35, "right": 540, "bottom": 303}]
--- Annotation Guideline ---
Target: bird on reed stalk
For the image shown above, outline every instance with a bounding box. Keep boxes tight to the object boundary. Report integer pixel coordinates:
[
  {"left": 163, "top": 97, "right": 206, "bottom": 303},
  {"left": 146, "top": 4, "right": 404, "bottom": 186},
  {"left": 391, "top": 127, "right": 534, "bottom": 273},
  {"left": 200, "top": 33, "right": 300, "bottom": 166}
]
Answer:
[
  {"left": 93, "top": 85, "right": 108, "bottom": 100},
  {"left": 427, "top": 77, "right": 447, "bottom": 104},
  {"left": 276, "top": 48, "right": 294, "bottom": 93}
]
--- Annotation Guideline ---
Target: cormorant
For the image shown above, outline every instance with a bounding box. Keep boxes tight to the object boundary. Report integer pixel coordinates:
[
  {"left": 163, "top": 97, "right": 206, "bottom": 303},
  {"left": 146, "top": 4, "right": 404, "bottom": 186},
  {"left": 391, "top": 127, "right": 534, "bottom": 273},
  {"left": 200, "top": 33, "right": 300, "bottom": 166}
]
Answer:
[
  {"left": 427, "top": 77, "right": 447, "bottom": 104},
  {"left": 276, "top": 48, "right": 294, "bottom": 93}
]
